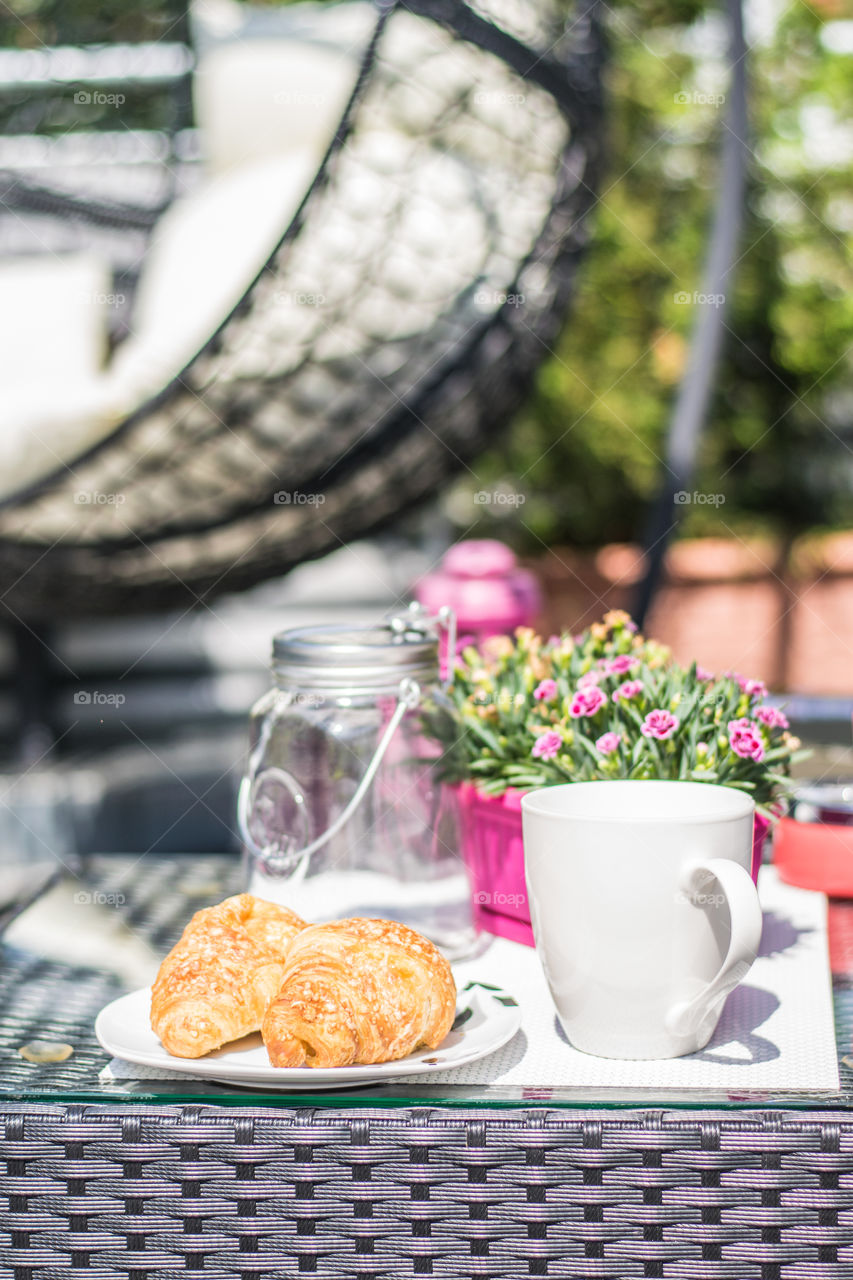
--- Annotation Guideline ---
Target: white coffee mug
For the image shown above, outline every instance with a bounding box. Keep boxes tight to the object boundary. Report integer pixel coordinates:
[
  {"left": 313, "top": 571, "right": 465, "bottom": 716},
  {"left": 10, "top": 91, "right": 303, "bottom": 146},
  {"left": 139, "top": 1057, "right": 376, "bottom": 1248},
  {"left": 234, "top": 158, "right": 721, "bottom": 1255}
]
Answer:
[{"left": 521, "top": 780, "right": 763, "bottom": 1059}]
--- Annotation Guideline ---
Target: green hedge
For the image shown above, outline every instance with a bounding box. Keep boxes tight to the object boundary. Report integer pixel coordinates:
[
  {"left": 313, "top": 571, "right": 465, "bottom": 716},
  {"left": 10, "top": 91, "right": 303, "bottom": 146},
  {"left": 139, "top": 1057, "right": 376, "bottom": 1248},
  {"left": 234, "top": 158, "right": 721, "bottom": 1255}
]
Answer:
[{"left": 458, "top": 0, "right": 853, "bottom": 549}]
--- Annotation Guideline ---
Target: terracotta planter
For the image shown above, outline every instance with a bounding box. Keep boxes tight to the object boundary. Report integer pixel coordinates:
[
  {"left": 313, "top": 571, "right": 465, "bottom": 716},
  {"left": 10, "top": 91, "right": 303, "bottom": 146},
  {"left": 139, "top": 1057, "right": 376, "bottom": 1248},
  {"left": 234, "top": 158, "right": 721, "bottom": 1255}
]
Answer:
[
  {"left": 529, "top": 531, "right": 853, "bottom": 694},
  {"left": 456, "top": 781, "right": 771, "bottom": 947}
]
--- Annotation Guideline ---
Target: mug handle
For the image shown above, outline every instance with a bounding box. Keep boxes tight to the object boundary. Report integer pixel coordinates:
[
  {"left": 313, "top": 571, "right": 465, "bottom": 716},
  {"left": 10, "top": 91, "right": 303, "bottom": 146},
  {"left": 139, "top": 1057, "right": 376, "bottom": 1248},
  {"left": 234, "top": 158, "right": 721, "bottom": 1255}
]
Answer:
[{"left": 664, "top": 857, "right": 763, "bottom": 1042}]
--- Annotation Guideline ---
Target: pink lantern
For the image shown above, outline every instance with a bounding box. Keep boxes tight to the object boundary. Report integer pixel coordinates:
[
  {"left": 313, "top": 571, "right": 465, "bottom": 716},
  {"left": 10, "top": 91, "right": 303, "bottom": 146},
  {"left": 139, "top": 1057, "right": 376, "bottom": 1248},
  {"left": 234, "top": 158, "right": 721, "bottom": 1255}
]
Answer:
[{"left": 414, "top": 540, "right": 541, "bottom": 673}]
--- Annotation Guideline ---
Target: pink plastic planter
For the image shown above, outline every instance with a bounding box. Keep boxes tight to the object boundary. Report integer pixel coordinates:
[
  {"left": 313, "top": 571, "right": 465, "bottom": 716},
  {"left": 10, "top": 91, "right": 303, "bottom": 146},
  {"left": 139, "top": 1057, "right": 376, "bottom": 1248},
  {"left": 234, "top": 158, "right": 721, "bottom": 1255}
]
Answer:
[{"left": 455, "top": 782, "right": 771, "bottom": 948}]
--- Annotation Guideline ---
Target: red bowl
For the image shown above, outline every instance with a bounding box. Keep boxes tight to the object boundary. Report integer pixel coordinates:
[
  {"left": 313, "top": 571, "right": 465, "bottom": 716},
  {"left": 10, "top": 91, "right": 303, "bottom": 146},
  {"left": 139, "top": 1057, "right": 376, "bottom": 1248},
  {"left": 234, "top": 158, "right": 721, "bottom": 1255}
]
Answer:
[{"left": 773, "top": 815, "right": 853, "bottom": 896}]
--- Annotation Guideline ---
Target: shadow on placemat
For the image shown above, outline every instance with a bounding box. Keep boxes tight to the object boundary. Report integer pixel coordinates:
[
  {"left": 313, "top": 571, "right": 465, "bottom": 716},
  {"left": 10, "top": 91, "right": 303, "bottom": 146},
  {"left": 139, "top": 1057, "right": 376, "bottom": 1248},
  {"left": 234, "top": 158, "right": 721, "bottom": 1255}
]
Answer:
[
  {"left": 760, "top": 908, "right": 815, "bottom": 960},
  {"left": 551, "top": 984, "right": 781, "bottom": 1068},
  {"left": 699, "top": 985, "right": 780, "bottom": 1065}
]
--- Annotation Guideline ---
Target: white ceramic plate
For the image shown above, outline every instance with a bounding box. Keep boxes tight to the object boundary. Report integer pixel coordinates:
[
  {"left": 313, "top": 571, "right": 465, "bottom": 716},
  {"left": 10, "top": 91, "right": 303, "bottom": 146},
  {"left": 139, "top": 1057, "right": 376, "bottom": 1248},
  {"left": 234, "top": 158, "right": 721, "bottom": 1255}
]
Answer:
[{"left": 95, "top": 980, "right": 521, "bottom": 1090}]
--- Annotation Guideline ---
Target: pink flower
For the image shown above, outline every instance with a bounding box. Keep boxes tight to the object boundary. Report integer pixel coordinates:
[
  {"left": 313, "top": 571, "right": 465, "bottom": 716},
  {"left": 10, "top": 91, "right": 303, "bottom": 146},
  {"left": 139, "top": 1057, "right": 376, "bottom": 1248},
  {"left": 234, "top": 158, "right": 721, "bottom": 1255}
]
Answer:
[
  {"left": 756, "top": 705, "right": 789, "bottom": 730},
  {"left": 569, "top": 686, "right": 607, "bottom": 718},
  {"left": 731, "top": 734, "right": 764, "bottom": 762},
  {"left": 577, "top": 670, "right": 601, "bottom": 688},
  {"left": 533, "top": 678, "right": 558, "bottom": 702},
  {"left": 532, "top": 730, "right": 562, "bottom": 761},
  {"left": 596, "top": 731, "right": 622, "bottom": 755},
  {"left": 606, "top": 654, "right": 637, "bottom": 675},
  {"left": 696, "top": 665, "right": 714, "bottom": 681},
  {"left": 641, "top": 709, "right": 680, "bottom": 740},
  {"left": 728, "top": 717, "right": 765, "bottom": 762},
  {"left": 738, "top": 675, "right": 768, "bottom": 700},
  {"left": 728, "top": 716, "right": 752, "bottom": 736},
  {"left": 612, "top": 679, "right": 644, "bottom": 703}
]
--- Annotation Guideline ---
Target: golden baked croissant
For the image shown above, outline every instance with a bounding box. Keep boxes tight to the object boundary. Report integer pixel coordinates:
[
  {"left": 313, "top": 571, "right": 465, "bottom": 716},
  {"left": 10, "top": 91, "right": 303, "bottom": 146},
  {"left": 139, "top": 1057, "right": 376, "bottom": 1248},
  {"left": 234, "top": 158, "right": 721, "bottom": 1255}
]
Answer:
[
  {"left": 261, "top": 917, "right": 456, "bottom": 1068},
  {"left": 151, "top": 894, "right": 307, "bottom": 1058}
]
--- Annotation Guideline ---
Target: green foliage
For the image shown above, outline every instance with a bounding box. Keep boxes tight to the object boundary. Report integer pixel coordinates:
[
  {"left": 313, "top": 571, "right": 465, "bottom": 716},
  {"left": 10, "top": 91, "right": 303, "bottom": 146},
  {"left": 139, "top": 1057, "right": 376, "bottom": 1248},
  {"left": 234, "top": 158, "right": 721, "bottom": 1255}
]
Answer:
[
  {"left": 0, "top": 0, "right": 189, "bottom": 137},
  {"left": 421, "top": 611, "right": 805, "bottom": 811},
  {"left": 459, "top": 0, "right": 853, "bottom": 548},
  {"left": 0, "top": 1, "right": 185, "bottom": 53}
]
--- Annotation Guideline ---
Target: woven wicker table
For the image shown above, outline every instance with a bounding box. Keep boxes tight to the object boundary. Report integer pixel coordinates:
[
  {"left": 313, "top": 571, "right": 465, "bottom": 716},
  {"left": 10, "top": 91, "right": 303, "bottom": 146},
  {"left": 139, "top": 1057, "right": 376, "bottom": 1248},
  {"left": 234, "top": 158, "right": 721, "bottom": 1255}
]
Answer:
[{"left": 3, "top": 854, "right": 853, "bottom": 1278}]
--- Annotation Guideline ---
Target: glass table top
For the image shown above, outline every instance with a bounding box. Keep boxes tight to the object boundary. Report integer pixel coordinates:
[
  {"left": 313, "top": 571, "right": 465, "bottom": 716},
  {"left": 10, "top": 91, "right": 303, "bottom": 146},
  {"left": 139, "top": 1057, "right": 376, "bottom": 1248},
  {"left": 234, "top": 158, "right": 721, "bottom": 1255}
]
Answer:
[{"left": 1, "top": 853, "right": 851, "bottom": 1110}]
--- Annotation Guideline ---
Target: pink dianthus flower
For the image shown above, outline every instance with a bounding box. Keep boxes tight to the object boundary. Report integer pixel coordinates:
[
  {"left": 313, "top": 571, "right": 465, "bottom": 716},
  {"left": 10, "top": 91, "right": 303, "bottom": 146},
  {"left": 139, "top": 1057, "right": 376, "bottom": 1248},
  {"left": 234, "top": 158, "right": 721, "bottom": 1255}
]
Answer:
[
  {"left": 532, "top": 730, "right": 562, "bottom": 761},
  {"left": 641, "top": 709, "right": 680, "bottom": 740}
]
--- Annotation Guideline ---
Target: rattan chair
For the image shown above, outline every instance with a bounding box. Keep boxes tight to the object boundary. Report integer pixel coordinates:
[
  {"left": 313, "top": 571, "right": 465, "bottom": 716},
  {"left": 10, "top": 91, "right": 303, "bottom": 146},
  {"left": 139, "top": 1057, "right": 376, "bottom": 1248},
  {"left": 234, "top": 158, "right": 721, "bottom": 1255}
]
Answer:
[{"left": 0, "top": 0, "right": 604, "bottom": 622}]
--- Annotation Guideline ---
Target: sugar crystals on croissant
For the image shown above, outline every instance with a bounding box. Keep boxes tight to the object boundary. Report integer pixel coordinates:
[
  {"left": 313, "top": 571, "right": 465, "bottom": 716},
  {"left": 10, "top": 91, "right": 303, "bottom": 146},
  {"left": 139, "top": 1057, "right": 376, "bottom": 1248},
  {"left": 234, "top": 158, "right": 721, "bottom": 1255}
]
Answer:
[
  {"left": 150, "top": 894, "right": 306, "bottom": 1058},
  {"left": 261, "top": 917, "right": 457, "bottom": 1068}
]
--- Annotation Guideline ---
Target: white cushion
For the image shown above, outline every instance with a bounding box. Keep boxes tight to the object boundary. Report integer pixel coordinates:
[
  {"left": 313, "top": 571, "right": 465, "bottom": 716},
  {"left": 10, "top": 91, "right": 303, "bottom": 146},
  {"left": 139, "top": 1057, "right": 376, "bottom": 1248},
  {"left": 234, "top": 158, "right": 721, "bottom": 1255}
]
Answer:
[
  {"left": 0, "top": 253, "right": 108, "bottom": 391},
  {"left": 110, "top": 150, "right": 317, "bottom": 402},
  {"left": 0, "top": 152, "right": 316, "bottom": 502},
  {"left": 0, "top": 254, "right": 117, "bottom": 500},
  {"left": 193, "top": 36, "right": 360, "bottom": 174},
  {"left": 0, "top": 6, "right": 498, "bottom": 505}
]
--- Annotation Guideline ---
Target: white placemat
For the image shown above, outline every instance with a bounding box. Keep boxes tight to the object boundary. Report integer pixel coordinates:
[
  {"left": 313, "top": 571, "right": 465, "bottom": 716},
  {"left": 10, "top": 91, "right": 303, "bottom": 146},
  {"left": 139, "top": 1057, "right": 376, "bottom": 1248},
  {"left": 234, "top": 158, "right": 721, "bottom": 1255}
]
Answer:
[
  {"left": 102, "top": 867, "right": 838, "bottom": 1092},
  {"left": 415, "top": 866, "right": 838, "bottom": 1090}
]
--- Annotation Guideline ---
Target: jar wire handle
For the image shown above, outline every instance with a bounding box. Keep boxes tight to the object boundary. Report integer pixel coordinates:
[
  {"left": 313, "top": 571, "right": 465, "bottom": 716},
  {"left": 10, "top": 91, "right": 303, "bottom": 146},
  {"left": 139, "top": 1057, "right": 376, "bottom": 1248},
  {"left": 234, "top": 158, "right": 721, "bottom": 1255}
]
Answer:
[
  {"left": 386, "top": 601, "right": 456, "bottom": 687},
  {"left": 238, "top": 676, "right": 422, "bottom": 874}
]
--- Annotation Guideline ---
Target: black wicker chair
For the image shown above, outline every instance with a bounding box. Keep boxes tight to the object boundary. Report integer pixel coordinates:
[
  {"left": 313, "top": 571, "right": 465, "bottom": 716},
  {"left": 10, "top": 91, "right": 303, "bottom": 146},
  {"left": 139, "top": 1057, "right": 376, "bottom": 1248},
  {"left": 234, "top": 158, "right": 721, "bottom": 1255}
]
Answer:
[{"left": 0, "top": 0, "right": 605, "bottom": 622}]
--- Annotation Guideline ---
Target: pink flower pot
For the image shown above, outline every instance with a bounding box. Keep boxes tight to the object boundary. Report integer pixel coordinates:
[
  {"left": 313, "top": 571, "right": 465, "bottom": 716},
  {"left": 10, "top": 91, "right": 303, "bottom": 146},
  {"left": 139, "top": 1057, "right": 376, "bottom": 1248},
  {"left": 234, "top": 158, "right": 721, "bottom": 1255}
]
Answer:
[{"left": 455, "top": 782, "right": 771, "bottom": 948}]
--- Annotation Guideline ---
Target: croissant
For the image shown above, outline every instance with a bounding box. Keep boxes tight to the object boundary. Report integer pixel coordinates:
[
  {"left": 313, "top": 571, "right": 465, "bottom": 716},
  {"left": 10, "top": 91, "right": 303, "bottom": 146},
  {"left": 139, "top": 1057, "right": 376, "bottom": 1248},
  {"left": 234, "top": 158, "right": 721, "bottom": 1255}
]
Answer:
[
  {"left": 261, "top": 917, "right": 457, "bottom": 1068},
  {"left": 151, "top": 894, "right": 307, "bottom": 1058}
]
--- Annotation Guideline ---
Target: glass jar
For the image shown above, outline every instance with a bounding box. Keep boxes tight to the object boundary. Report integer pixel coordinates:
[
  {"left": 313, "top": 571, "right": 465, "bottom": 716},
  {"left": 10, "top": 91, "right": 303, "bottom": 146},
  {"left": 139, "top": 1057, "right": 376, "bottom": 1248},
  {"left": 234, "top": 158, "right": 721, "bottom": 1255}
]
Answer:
[{"left": 239, "top": 607, "right": 477, "bottom": 957}]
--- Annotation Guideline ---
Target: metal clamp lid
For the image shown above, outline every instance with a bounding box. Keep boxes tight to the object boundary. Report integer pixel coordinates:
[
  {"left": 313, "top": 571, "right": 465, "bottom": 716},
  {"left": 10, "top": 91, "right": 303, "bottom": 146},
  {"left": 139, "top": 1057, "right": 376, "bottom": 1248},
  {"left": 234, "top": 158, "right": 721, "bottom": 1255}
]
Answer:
[{"left": 271, "top": 604, "right": 454, "bottom": 692}]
